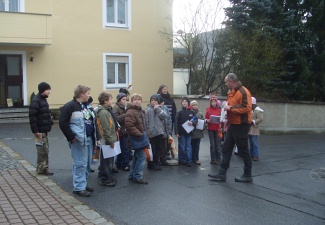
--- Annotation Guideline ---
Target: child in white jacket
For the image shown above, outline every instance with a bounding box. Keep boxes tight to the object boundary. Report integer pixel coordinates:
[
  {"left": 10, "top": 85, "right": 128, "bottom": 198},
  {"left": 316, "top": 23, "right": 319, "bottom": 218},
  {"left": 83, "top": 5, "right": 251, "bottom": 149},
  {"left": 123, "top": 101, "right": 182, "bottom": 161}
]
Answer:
[{"left": 248, "top": 97, "right": 264, "bottom": 161}]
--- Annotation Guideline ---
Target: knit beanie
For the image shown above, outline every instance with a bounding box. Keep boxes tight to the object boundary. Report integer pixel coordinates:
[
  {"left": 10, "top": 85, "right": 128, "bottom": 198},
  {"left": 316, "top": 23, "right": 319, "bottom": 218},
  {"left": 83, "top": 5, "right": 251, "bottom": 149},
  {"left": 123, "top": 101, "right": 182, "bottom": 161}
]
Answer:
[
  {"left": 38, "top": 82, "right": 51, "bottom": 93},
  {"left": 119, "top": 88, "right": 130, "bottom": 96},
  {"left": 190, "top": 100, "right": 198, "bottom": 106},
  {"left": 181, "top": 97, "right": 190, "bottom": 105},
  {"left": 150, "top": 94, "right": 160, "bottom": 103},
  {"left": 116, "top": 93, "right": 127, "bottom": 102},
  {"left": 210, "top": 95, "right": 218, "bottom": 102}
]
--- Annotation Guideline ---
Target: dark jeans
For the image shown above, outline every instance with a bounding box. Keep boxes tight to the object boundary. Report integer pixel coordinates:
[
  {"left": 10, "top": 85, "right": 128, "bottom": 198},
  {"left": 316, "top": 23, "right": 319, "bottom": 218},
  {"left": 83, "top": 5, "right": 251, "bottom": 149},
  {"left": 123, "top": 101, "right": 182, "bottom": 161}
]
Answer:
[
  {"left": 208, "top": 130, "right": 222, "bottom": 161},
  {"left": 99, "top": 150, "right": 114, "bottom": 182},
  {"left": 221, "top": 123, "right": 252, "bottom": 171},
  {"left": 116, "top": 135, "right": 130, "bottom": 168},
  {"left": 149, "top": 135, "right": 162, "bottom": 167},
  {"left": 191, "top": 138, "right": 201, "bottom": 161},
  {"left": 159, "top": 137, "right": 168, "bottom": 163}
]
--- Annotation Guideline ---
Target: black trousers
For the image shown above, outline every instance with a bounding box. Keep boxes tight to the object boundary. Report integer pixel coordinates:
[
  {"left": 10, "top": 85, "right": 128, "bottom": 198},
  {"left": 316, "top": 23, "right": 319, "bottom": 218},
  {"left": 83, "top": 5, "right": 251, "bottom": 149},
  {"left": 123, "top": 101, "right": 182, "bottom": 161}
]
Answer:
[
  {"left": 149, "top": 135, "right": 162, "bottom": 167},
  {"left": 221, "top": 123, "right": 252, "bottom": 171}
]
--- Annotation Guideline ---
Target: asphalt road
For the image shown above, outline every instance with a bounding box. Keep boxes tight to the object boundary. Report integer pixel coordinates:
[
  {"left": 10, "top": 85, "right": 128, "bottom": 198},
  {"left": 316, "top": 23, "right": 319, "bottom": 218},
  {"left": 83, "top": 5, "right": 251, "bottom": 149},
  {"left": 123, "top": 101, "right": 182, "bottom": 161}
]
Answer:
[{"left": 1, "top": 122, "right": 324, "bottom": 225}]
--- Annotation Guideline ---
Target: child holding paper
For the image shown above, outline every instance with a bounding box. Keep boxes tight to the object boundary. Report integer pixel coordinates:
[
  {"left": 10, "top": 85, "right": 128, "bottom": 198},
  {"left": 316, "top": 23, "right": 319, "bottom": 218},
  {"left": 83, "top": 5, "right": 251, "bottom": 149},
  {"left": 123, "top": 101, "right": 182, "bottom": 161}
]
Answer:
[
  {"left": 174, "top": 97, "right": 197, "bottom": 167},
  {"left": 205, "top": 95, "right": 222, "bottom": 165},
  {"left": 190, "top": 100, "right": 205, "bottom": 165},
  {"left": 96, "top": 92, "right": 119, "bottom": 187}
]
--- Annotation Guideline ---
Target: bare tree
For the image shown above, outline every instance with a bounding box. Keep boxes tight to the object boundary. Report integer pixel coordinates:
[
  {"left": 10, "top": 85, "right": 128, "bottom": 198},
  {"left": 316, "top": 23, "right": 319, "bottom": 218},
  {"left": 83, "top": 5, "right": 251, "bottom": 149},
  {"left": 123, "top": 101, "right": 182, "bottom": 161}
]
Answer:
[{"left": 161, "top": 0, "right": 227, "bottom": 95}]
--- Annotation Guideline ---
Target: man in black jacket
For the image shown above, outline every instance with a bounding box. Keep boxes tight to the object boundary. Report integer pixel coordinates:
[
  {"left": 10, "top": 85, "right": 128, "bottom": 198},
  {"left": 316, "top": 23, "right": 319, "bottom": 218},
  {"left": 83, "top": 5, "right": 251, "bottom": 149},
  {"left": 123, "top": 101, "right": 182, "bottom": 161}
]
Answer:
[{"left": 29, "top": 82, "right": 53, "bottom": 176}]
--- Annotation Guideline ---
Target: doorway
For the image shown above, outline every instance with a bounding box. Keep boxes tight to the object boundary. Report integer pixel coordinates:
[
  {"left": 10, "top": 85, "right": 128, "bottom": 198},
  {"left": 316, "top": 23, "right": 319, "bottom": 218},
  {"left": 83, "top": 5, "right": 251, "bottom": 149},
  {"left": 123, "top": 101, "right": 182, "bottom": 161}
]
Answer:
[{"left": 0, "top": 55, "right": 23, "bottom": 107}]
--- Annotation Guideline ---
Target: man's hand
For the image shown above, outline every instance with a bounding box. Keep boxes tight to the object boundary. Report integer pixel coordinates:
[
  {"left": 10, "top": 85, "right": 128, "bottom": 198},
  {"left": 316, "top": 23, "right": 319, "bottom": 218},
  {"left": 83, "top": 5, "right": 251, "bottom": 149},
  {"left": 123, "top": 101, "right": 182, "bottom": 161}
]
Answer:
[
  {"left": 110, "top": 143, "right": 115, "bottom": 148},
  {"left": 34, "top": 133, "right": 42, "bottom": 138},
  {"left": 224, "top": 104, "right": 231, "bottom": 111}
]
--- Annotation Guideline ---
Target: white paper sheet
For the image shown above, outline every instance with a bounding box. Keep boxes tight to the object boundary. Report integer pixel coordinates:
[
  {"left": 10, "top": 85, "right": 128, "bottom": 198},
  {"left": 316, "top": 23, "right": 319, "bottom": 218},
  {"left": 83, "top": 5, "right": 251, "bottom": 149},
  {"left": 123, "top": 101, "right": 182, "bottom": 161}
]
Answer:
[
  {"left": 220, "top": 108, "right": 226, "bottom": 122},
  {"left": 196, "top": 119, "right": 205, "bottom": 130},
  {"left": 101, "top": 141, "right": 121, "bottom": 159},
  {"left": 182, "top": 120, "right": 194, "bottom": 133}
]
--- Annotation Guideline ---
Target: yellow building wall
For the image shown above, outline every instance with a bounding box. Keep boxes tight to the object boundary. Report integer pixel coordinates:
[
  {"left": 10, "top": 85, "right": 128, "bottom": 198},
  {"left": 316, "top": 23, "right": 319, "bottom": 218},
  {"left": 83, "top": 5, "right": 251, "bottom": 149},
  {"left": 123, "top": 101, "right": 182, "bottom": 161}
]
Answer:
[{"left": 1, "top": 0, "right": 173, "bottom": 108}]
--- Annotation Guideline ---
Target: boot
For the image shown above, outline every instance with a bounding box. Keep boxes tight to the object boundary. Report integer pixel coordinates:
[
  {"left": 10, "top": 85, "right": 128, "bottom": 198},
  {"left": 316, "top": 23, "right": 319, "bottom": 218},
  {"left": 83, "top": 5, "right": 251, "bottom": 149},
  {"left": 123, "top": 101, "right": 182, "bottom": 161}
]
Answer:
[
  {"left": 235, "top": 167, "right": 253, "bottom": 182},
  {"left": 208, "top": 167, "right": 227, "bottom": 181}
]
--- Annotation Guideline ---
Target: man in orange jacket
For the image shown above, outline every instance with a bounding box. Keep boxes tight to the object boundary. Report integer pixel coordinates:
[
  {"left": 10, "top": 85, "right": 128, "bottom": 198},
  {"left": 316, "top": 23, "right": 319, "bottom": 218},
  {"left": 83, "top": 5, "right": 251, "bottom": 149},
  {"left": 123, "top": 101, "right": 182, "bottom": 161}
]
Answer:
[{"left": 208, "top": 73, "right": 253, "bottom": 182}]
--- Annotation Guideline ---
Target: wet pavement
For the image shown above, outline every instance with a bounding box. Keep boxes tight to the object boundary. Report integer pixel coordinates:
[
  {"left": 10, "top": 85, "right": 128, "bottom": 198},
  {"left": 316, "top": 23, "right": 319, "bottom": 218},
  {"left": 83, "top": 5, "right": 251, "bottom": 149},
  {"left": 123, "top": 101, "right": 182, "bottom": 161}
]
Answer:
[{"left": 0, "top": 122, "right": 325, "bottom": 225}]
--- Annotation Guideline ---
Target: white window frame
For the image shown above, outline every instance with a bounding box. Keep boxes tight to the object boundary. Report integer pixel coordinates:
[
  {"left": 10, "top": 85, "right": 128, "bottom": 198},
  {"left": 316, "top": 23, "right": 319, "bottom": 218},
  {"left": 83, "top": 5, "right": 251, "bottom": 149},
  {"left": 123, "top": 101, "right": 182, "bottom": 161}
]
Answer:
[
  {"left": 103, "top": 53, "right": 132, "bottom": 90},
  {"left": 102, "top": 0, "right": 131, "bottom": 29},
  {"left": 0, "top": 0, "right": 24, "bottom": 12}
]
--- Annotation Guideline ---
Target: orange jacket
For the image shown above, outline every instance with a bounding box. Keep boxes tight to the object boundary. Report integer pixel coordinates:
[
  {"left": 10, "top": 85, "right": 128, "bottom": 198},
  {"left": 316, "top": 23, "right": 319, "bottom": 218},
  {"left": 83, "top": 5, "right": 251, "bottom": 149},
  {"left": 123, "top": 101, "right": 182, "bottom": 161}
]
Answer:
[{"left": 226, "top": 82, "right": 252, "bottom": 125}]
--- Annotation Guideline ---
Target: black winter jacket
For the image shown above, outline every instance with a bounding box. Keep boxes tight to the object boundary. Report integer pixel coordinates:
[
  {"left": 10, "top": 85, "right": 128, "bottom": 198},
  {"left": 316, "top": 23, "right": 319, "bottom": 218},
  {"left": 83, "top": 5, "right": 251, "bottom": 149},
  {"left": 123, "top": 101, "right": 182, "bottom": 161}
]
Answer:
[
  {"left": 29, "top": 93, "right": 53, "bottom": 133},
  {"left": 174, "top": 107, "right": 196, "bottom": 135}
]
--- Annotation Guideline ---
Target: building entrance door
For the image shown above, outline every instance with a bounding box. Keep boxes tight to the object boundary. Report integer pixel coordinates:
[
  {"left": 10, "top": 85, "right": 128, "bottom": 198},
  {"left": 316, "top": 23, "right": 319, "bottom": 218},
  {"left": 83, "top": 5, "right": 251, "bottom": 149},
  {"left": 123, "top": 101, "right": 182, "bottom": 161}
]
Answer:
[{"left": 0, "top": 55, "right": 23, "bottom": 107}]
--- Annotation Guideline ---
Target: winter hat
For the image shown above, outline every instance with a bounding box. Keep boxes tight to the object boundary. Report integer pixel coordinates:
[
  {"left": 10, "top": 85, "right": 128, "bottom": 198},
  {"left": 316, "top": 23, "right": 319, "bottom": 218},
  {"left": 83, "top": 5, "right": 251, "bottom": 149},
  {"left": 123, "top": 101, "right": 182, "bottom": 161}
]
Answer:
[
  {"left": 150, "top": 94, "right": 160, "bottom": 103},
  {"left": 159, "top": 95, "right": 165, "bottom": 104},
  {"left": 251, "top": 97, "right": 256, "bottom": 104},
  {"left": 190, "top": 100, "right": 198, "bottom": 106},
  {"left": 38, "top": 82, "right": 51, "bottom": 93},
  {"left": 119, "top": 88, "right": 130, "bottom": 96},
  {"left": 116, "top": 93, "right": 127, "bottom": 102},
  {"left": 181, "top": 97, "right": 190, "bottom": 105},
  {"left": 210, "top": 95, "right": 218, "bottom": 102}
]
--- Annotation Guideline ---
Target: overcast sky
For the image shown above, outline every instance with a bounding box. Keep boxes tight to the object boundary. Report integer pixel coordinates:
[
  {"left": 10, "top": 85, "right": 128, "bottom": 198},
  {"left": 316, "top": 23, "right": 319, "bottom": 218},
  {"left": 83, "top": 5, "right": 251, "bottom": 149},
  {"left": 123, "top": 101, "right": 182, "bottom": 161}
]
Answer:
[{"left": 173, "top": 0, "right": 230, "bottom": 32}]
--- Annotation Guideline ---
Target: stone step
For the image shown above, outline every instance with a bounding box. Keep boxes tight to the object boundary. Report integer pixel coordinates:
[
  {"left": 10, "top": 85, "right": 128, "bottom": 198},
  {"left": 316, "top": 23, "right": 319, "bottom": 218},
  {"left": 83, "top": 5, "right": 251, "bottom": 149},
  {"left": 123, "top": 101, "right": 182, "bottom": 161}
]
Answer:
[{"left": 0, "top": 108, "right": 29, "bottom": 123}]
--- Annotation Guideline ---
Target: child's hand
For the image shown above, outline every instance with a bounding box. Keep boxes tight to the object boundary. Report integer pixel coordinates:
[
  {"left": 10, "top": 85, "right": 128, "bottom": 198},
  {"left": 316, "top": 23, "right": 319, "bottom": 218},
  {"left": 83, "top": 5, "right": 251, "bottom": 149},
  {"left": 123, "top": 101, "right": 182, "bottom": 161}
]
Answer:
[{"left": 188, "top": 121, "right": 193, "bottom": 126}]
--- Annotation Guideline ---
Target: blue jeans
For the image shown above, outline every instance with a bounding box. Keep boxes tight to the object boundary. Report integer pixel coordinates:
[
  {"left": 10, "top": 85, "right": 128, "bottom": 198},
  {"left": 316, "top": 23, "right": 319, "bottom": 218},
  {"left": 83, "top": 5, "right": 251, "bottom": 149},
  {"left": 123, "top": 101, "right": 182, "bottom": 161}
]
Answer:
[
  {"left": 178, "top": 134, "right": 192, "bottom": 163},
  {"left": 70, "top": 136, "right": 93, "bottom": 191},
  {"left": 249, "top": 135, "right": 259, "bottom": 157},
  {"left": 191, "top": 138, "right": 201, "bottom": 161},
  {"left": 116, "top": 135, "right": 130, "bottom": 168},
  {"left": 129, "top": 149, "right": 146, "bottom": 181},
  {"left": 208, "top": 130, "right": 222, "bottom": 161}
]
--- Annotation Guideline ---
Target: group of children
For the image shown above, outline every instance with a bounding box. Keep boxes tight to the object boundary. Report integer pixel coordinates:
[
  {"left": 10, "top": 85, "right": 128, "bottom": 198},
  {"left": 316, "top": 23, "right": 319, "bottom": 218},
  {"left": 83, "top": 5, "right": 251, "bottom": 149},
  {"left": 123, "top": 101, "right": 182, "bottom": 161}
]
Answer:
[{"left": 94, "top": 89, "right": 263, "bottom": 187}]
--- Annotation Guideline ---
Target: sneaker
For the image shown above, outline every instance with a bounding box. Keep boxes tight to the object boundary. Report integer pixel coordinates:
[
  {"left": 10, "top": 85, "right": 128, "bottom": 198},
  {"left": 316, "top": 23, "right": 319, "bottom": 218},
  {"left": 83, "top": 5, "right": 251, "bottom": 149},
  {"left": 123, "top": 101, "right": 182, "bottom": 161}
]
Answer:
[
  {"left": 186, "top": 163, "right": 192, "bottom": 167},
  {"left": 253, "top": 157, "right": 259, "bottom": 161},
  {"left": 195, "top": 160, "right": 201, "bottom": 165},
  {"left": 38, "top": 170, "right": 54, "bottom": 176},
  {"left": 153, "top": 166, "right": 162, "bottom": 171},
  {"left": 123, "top": 166, "right": 130, "bottom": 171},
  {"left": 111, "top": 168, "right": 119, "bottom": 173},
  {"left": 73, "top": 190, "right": 91, "bottom": 197},
  {"left": 86, "top": 185, "right": 94, "bottom": 192},
  {"left": 133, "top": 179, "right": 148, "bottom": 184},
  {"left": 100, "top": 178, "right": 117, "bottom": 187},
  {"left": 90, "top": 169, "right": 95, "bottom": 172}
]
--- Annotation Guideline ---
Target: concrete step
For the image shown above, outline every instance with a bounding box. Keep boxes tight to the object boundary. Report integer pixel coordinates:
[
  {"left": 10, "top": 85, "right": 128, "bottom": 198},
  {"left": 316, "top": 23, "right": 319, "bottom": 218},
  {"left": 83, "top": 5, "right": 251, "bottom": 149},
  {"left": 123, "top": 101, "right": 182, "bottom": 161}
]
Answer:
[{"left": 0, "top": 108, "right": 29, "bottom": 123}]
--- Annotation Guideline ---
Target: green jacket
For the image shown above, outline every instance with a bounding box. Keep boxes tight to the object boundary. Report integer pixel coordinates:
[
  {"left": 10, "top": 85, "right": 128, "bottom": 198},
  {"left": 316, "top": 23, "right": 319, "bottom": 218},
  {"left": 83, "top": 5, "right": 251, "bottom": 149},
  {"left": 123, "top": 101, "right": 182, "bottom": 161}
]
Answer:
[{"left": 96, "top": 105, "right": 118, "bottom": 145}]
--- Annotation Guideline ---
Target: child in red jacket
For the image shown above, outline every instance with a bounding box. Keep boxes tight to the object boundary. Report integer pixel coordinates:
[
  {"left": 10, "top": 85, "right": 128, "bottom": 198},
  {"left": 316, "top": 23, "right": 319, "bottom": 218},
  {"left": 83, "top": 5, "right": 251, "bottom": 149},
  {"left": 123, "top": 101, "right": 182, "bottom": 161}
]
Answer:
[{"left": 205, "top": 95, "right": 222, "bottom": 164}]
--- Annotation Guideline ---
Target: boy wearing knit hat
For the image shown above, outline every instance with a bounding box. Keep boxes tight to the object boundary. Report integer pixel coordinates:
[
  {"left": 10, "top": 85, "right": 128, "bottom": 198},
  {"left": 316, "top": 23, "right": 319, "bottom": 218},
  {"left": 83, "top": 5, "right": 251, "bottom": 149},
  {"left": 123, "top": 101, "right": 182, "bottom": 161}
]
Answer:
[
  {"left": 190, "top": 100, "right": 205, "bottom": 165},
  {"left": 29, "top": 82, "right": 53, "bottom": 176},
  {"left": 145, "top": 94, "right": 168, "bottom": 170},
  {"left": 113, "top": 92, "right": 131, "bottom": 171},
  {"left": 174, "top": 97, "right": 197, "bottom": 167}
]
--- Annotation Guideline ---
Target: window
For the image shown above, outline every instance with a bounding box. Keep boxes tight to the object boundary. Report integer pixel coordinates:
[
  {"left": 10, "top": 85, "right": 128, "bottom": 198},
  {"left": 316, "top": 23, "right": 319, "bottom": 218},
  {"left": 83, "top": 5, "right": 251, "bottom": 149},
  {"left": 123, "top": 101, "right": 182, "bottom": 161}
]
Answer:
[
  {"left": 0, "top": 0, "right": 24, "bottom": 12},
  {"left": 103, "top": 53, "right": 132, "bottom": 89},
  {"left": 103, "top": 0, "right": 130, "bottom": 28}
]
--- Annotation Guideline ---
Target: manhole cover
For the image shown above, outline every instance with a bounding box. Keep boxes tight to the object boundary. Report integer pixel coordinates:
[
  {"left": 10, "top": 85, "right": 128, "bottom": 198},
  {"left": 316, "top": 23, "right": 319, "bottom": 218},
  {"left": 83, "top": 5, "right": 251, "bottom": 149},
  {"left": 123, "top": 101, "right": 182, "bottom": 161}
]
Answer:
[{"left": 310, "top": 167, "right": 325, "bottom": 182}]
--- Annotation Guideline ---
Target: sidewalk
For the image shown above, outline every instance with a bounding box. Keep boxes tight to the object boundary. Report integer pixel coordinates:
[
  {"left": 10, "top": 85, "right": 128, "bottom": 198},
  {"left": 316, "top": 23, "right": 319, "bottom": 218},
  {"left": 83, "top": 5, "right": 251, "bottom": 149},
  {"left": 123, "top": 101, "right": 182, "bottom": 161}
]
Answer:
[{"left": 0, "top": 141, "right": 113, "bottom": 225}]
